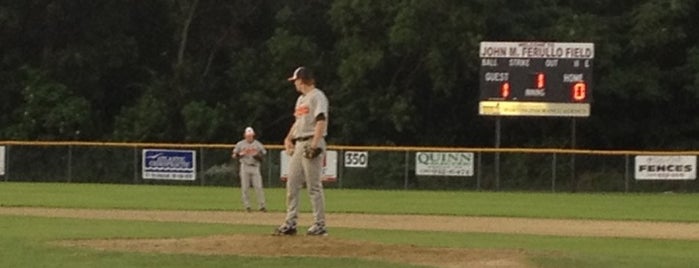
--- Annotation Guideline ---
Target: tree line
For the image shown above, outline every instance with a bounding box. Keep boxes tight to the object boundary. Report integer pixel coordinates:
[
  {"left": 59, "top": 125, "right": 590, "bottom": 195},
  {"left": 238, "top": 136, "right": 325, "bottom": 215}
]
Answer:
[{"left": 1, "top": 0, "right": 698, "bottom": 149}]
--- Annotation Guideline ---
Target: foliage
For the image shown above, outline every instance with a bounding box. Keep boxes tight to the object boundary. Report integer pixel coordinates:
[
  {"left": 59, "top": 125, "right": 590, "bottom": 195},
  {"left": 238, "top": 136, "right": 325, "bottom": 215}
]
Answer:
[
  {"left": 0, "top": 0, "right": 697, "bottom": 149},
  {"left": 112, "top": 87, "right": 170, "bottom": 141},
  {"left": 3, "top": 68, "right": 90, "bottom": 139},
  {"left": 181, "top": 101, "right": 225, "bottom": 141}
]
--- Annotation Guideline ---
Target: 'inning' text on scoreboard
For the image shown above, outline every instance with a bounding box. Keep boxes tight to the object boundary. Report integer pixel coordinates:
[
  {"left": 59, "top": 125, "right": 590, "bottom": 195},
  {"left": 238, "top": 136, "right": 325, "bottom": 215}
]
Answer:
[{"left": 478, "top": 42, "right": 594, "bottom": 117}]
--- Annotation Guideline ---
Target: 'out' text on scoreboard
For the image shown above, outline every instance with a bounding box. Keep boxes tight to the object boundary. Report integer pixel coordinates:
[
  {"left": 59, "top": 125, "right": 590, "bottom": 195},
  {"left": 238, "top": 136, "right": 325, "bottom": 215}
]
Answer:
[{"left": 478, "top": 42, "right": 594, "bottom": 117}]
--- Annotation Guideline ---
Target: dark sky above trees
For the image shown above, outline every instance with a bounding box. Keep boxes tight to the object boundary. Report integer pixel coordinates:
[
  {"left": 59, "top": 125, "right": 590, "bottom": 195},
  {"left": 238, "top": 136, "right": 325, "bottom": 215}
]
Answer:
[{"left": 1, "top": 0, "right": 698, "bottom": 149}]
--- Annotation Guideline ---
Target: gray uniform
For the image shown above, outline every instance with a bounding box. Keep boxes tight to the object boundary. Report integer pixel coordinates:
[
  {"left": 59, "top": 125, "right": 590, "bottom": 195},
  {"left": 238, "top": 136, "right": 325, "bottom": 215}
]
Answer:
[
  {"left": 285, "top": 88, "right": 328, "bottom": 226},
  {"left": 233, "top": 139, "right": 266, "bottom": 209}
]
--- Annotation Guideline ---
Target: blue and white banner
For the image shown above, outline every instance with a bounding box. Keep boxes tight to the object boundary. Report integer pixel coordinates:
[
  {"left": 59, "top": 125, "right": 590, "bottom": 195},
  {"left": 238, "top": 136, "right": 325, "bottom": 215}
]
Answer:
[{"left": 142, "top": 149, "right": 196, "bottom": 180}]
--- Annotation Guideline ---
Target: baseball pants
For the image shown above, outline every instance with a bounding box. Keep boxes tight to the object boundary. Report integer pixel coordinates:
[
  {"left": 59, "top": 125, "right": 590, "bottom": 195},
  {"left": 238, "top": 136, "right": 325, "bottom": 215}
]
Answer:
[
  {"left": 240, "top": 164, "right": 266, "bottom": 209},
  {"left": 284, "top": 139, "right": 326, "bottom": 225}
]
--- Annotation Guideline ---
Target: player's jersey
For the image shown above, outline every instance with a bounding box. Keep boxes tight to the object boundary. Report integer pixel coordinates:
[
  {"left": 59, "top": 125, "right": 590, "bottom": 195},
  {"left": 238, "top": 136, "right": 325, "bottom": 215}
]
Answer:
[
  {"left": 292, "top": 88, "right": 328, "bottom": 139},
  {"left": 233, "top": 140, "right": 266, "bottom": 166}
]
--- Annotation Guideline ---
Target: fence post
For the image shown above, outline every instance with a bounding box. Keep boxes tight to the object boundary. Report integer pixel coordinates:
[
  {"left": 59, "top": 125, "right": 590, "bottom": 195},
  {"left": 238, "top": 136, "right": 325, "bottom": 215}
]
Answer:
[
  {"left": 551, "top": 153, "right": 557, "bottom": 192},
  {"left": 624, "top": 154, "right": 629, "bottom": 193},
  {"left": 476, "top": 151, "right": 481, "bottom": 191},
  {"left": 338, "top": 149, "right": 344, "bottom": 189},
  {"left": 3, "top": 145, "right": 8, "bottom": 182},
  {"left": 133, "top": 146, "right": 139, "bottom": 184},
  {"left": 67, "top": 145, "right": 73, "bottom": 183},
  {"left": 267, "top": 150, "right": 272, "bottom": 188},
  {"left": 199, "top": 147, "right": 205, "bottom": 186},
  {"left": 404, "top": 150, "right": 409, "bottom": 190}
]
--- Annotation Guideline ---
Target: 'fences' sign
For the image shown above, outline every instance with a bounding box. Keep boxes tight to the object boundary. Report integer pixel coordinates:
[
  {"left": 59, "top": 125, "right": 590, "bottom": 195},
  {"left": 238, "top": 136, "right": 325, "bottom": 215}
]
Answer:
[
  {"left": 415, "top": 152, "right": 474, "bottom": 177},
  {"left": 142, "top": 149, "right": 197, "bottom": 180},
  {"left": 635, "top": 155, "right": 696, "bottom": 180}
]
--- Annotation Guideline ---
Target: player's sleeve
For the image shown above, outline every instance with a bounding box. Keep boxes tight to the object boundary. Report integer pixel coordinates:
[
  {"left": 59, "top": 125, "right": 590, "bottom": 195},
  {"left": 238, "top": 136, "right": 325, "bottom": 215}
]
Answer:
[
  {"left": 313, "top": 94, "right": 329, "bottom": 121},
  {"left": 258, "top": 142, "right": 267, "bottom": 155},
  {"left": 233, "top": 142, "right": 241, "bottom": 154}
]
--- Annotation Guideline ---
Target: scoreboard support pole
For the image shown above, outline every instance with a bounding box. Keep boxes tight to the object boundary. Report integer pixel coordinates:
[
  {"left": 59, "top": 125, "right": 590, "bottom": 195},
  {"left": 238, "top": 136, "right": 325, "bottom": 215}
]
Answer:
[
  {"left": 494, "top": 117, "right": 501, "bottom": 191},
  {"left": 570, "top": 118, "right": 577, "bottom": 192}
]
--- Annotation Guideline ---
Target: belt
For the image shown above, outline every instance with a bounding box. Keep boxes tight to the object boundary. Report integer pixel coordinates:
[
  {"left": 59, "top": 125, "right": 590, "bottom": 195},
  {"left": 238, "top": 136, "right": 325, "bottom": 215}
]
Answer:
[{"left": 292, "top": 136, "right": 312, "bottom": 143}]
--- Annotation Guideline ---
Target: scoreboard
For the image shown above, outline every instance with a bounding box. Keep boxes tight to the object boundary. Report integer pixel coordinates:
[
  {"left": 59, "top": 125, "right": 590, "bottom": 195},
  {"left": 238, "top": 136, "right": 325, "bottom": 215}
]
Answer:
[{"left": 478, "top": 42, "right": 594, "bottom": 117}]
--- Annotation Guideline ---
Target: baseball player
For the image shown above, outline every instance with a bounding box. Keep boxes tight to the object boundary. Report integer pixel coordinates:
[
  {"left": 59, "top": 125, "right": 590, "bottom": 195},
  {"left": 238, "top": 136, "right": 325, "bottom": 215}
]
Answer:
[
  {"left": 274, "top": 66, "right": 329, "bottom": 236},
  {"left": 232, "top": 127, "right": 267, "bottom": 212}
]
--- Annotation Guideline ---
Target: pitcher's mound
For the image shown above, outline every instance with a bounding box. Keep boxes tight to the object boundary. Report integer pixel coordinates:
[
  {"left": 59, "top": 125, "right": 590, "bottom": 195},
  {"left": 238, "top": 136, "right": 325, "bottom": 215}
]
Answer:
[{"left": 58, "top": 234, "right": 531, "bottom": 268}]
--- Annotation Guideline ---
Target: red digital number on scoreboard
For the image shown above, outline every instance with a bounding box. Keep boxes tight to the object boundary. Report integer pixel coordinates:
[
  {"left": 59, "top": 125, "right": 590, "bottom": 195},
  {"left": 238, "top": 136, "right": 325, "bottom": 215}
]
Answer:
[
  {"left": 572, "top": 82, "right": 587, "bottom": 101},
  {"left": 500, "top": 82, "right": 510, "bottom": 99},
  {"left": 535, "top": 73, "right": 545, "bottom": 89}
]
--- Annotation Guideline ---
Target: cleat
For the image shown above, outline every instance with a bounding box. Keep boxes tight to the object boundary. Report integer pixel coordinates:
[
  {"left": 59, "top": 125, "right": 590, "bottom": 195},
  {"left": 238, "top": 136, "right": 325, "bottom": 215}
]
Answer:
[
  {"left": 259, "top": 207, "right": 267, "bottom": 212},
  {"left": 306, "top": 222, "right": 328, "bottom": 236},
  {"left": 245, "top": 207, "right": 252, "bottom": 212},
  {"left": 273, "top": 222, "right": 297, "bottom": 236}
]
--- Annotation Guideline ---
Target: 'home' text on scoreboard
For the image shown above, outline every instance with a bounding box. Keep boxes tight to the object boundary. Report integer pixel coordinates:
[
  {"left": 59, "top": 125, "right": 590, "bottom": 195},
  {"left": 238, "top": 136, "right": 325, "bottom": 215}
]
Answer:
[{"left": 478, "top": 42, "right": 594, "bottom": 117}]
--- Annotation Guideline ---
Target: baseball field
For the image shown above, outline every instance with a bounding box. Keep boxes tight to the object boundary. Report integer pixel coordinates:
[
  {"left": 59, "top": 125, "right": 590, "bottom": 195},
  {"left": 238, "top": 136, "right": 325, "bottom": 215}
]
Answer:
[{"left": 1, "top": 182, "right": 699, "bottom": 267}]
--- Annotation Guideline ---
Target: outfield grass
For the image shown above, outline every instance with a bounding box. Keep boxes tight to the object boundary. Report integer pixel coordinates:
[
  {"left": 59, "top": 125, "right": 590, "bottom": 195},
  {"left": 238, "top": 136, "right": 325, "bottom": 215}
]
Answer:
[
  {"left": 2, "top": 182, "right": 699, "bottom": 267},
  {"left": 1, "top": 182, "right": 699, "bottom": 221}
]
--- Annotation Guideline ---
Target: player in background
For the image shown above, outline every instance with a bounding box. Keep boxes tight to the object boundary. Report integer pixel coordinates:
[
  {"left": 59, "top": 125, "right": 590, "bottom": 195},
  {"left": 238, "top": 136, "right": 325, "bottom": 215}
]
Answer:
[
  {"left": 274, "top": 66, "right": 329, "bottom": 236},
  {"left": 232, "top": 127, "right": 267, "bottom": 212}
]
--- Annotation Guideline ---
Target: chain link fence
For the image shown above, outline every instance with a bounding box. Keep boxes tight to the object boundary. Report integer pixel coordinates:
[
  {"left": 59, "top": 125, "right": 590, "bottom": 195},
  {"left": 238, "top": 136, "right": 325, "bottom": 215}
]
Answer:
[{"left": 1, "top": 142, "right": 698, "bottom": 193}]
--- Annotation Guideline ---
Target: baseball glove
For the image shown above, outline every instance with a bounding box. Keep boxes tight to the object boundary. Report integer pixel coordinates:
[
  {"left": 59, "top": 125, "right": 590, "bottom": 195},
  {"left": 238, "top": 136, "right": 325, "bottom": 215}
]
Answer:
[{"left": 303, "top": 146, "right": 323, "bottom": 159}]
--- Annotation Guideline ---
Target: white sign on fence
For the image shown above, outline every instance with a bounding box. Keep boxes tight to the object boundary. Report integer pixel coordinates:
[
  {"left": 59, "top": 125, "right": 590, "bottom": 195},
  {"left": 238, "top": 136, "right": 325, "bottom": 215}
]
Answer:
[
  {"left": 142, "top": 149, "right": 197, "bottom": 180},
  {"left": 635, "top": 155, "right": 696, "bottom": 180},
  {"left": 415, "top": 152, "right": 474, "bottom": 177},
  {"left": 344, "top": 151, "right": 368, "bottom": 168},
  {"left": 0, "top": 146, "right": 5, "bottom": 176},
  {"left": 280, "top": 150, "right": 338, "bottom": 182}
]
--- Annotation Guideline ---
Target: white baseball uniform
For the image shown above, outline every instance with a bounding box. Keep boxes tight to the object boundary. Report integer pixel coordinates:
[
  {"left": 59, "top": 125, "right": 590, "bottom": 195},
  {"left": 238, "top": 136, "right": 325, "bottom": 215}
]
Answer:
[
  {"left": 233, "top": 139, "right": 266, "bottom": 210},
  {"left": 284, "top": 88, "right": 328, "bottom": 226}
]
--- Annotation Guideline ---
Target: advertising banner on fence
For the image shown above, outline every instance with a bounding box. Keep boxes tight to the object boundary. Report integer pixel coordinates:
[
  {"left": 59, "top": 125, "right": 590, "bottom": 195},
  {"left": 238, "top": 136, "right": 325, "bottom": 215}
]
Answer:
[
  {"left": 635, "top": 155, "right": 696, "bottom": 180},
  {"left": 142, "top": 149, "right": 197, "bottom": 180},
  {"left": 415, "top": 152, "right": 474, "bottom": 177},
  {"left": 0, "top": 146, "right": 5, "bottom": 176},
  {"left": 280, "top": 150, "right": 337, "bottom": 182}
]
